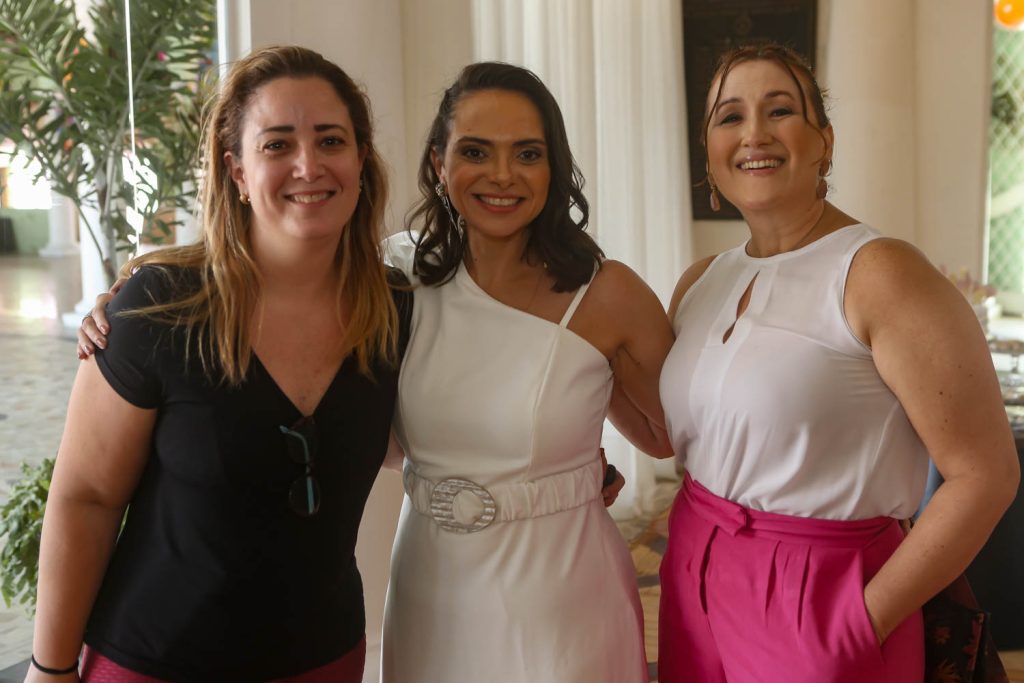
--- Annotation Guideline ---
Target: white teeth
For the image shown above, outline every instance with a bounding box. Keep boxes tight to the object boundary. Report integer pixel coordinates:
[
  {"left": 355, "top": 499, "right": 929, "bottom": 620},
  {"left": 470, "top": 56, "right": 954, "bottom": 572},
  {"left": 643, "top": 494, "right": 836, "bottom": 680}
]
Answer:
[
  {"left": 290, "top": 192, "right": 330, "bottom": 203},
  {"left": 739, "top": 159, "right": 782, "bottom": 170},
  {"left": 479, "top": 196, "right": 519, "bottom": 207}
]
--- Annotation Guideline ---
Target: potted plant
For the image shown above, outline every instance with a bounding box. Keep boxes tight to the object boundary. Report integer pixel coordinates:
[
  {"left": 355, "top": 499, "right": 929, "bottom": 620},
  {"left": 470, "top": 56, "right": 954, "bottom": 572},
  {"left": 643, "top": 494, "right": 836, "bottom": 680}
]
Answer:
[
  {"left": 0, "top": 0, "right": 215, "bottom": 283},
  {"left": 0, "top": 458, "right": 53, "bottom": 611}
]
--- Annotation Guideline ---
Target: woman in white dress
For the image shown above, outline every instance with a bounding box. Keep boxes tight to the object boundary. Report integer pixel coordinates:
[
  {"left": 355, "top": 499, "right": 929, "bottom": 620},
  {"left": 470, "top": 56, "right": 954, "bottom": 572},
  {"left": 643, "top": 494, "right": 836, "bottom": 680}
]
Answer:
[{"left": 381, "top": 62, "right": 674, "bottom": 682}]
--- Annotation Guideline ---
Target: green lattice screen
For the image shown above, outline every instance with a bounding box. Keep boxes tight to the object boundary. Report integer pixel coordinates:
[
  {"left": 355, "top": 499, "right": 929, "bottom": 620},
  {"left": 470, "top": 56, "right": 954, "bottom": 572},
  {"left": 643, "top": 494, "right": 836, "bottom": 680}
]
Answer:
[{"left": 989, "top": 27, "right": 1024, "bottom": 293}]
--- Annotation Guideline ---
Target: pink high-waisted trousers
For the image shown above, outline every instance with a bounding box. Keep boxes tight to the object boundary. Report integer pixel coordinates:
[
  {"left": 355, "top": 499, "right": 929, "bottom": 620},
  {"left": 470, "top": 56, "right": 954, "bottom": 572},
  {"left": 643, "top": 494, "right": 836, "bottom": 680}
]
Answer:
[{"left": 658, "top": 475, "right": 923, "bottom": 683}]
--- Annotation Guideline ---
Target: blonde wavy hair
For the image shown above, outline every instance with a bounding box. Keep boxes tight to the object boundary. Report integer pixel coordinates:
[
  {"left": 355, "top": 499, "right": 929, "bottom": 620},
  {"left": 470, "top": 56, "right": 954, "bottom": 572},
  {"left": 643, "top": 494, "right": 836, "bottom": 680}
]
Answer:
[{"left": 126, "top": 45, "right": 397, "bottom": 384}]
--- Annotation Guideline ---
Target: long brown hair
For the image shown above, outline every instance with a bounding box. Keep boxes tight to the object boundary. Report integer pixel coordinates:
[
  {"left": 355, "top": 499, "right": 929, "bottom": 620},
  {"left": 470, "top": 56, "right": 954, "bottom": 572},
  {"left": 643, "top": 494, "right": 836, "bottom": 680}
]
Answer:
[{"left": 126, "top": 45, "right": 397, "bottom": 384}]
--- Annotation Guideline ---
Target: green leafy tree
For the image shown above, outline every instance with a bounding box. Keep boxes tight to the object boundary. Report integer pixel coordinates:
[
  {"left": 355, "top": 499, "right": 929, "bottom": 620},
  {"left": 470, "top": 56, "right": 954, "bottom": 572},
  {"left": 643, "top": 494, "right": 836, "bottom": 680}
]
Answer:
[{"left": 0, "top": 0, "right": 215, "bottom": 282}]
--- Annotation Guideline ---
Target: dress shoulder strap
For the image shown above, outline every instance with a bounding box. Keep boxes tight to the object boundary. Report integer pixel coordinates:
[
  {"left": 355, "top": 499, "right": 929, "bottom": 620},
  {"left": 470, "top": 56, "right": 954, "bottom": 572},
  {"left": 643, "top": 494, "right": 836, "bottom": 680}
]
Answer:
[{"left": 558, "top": 264, "right": 600, "bottom": 328}]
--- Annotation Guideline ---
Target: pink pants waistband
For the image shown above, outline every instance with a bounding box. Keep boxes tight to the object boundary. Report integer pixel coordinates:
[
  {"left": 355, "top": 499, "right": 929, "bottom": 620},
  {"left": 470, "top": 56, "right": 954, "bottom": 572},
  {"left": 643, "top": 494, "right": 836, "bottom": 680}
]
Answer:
[{"left": 682, "top": 474, "right": 896, "bottom": 547}]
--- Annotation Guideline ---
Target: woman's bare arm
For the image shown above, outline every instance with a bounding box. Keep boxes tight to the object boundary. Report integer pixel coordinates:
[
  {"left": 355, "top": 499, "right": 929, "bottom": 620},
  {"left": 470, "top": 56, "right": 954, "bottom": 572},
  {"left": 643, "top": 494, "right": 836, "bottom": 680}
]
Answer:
[
  {"left": 28, "top": 359, "right": 155, "bottom": 682},
  {"left": 846, "top": 238, "right": 1020, "bottom": 642}
]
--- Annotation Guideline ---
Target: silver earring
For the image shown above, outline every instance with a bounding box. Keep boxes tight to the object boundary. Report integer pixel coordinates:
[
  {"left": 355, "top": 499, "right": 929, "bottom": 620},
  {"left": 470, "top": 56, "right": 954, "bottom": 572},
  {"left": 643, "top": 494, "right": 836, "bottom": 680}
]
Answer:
[{"left": 435, "top": 181, "right": 461, "bottom": 230}]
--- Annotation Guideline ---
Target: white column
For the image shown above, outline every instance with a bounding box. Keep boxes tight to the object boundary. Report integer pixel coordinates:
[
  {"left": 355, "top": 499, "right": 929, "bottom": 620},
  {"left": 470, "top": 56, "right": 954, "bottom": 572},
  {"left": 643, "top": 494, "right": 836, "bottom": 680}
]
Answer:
[
  {"left": 913, "top": 0, "right": 991, "bottom": 274},
  {"left": 40, "top": 190, "right": 80, "bottom": 257},
  {"left": 61, "top": 200, "right": 111, "bottom": 328},
  {"left": 821, "top": 0, "right": 918, "bottom": 243},
  {"left": 61, "top": 1, "right": 106, "bottom": 328},
  {"left": 216, "top": 0, "right": 251, "bottom": 68}
]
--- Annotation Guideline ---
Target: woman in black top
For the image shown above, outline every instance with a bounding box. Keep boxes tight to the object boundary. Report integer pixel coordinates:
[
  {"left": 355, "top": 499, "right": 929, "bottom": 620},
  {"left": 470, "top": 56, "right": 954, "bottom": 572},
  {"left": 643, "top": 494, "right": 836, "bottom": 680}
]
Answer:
[{"left": 28, "top": 46, "right": 408, "bottom": 683}]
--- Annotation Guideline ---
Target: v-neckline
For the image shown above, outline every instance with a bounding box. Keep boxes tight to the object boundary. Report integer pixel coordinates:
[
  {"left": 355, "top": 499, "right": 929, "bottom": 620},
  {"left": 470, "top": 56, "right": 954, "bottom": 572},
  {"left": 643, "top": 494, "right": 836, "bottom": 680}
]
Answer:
[{"left": 252, "top": 352, "right": 352, "bottom": 419}]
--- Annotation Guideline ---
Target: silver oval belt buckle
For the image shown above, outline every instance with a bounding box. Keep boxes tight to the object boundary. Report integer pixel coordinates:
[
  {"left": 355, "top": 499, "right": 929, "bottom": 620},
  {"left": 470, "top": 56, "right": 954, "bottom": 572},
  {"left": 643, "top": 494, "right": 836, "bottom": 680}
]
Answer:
[{"left": 429, "top": 478, "right": 497, "bottom": 533}]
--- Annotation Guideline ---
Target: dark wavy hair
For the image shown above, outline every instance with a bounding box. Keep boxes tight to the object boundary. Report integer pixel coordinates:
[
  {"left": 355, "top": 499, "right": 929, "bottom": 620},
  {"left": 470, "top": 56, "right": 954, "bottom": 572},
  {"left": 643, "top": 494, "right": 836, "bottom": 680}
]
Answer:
[{"left": 406, "top": 62, "right": 602, "bottom": 292}]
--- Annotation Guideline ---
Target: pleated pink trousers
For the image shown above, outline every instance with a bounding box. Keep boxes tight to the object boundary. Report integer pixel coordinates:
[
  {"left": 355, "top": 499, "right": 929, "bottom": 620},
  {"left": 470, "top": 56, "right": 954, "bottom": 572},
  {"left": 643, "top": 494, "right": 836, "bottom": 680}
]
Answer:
[{"left": 658, "top": 476, "right": 923, "bottom": 683}]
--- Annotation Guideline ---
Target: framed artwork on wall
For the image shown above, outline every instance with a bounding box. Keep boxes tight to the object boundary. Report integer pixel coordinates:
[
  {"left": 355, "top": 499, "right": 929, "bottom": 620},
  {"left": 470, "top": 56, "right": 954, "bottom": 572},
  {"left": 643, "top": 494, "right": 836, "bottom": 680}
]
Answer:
[{"left": 683, "top": 0, "right": 818, "bottom": 220}]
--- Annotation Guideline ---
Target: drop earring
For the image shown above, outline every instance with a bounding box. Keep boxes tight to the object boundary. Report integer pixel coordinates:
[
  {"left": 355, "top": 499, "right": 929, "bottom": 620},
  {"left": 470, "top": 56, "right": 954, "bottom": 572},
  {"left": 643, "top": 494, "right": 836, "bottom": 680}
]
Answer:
[
  {"left": 708, "top": 178, "right": 721, "bottom": 212},
  {"left": 435, "top": 181, "right": 461, "bottom": 230},
  {"left": 239, "top": 193, "right": 250, "bottom": 205},
  {"left": 816, "top": 158, "right": 831, "bottom": 200}
]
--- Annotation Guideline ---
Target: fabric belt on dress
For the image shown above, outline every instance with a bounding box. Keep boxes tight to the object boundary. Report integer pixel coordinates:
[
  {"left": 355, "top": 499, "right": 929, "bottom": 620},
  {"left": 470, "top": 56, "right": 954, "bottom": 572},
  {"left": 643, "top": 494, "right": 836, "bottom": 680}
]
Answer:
[{"left": 403, "top": 458, "right": 603, "bottom": 533}]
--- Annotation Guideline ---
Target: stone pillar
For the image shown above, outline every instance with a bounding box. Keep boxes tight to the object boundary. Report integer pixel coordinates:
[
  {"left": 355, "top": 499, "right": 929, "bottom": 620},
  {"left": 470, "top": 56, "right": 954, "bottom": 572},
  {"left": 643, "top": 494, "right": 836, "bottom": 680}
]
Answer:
[
  {"left": 61, "top": 201, "right": 111, "bottom": 328},
  {"left": 821, "top": 0, "right": 918, "bottom": 244},
  {"left": 40, "top": 191, "right": 80, "bottom": 257},
  {"left": 216, "top": 0, "right": 251, "bottom": 66}
]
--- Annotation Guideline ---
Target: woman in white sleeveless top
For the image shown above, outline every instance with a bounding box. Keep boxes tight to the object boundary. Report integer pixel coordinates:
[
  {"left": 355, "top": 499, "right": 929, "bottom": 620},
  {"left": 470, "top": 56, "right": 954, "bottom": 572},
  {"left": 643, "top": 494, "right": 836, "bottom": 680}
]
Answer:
[
  {"left": 379, "top": 63, "right": 674, "bottom": 682},
  {"left": 658, "top": 44, "right": 1019, "bottom": 682}
]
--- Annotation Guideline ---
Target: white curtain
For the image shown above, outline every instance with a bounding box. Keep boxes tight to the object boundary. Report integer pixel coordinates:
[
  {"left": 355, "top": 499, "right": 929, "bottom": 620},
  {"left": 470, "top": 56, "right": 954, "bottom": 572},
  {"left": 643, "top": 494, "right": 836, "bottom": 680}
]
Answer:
[{"left": 472, "top": 0, "right": 694, "bottom": 517}]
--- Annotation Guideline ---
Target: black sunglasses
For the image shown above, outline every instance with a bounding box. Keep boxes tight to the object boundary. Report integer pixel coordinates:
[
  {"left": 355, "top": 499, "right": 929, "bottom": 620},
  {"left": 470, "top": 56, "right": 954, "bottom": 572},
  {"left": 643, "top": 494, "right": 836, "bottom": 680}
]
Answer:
[{"left": 278, "top": 416, "right": 321, "bottom": 517}]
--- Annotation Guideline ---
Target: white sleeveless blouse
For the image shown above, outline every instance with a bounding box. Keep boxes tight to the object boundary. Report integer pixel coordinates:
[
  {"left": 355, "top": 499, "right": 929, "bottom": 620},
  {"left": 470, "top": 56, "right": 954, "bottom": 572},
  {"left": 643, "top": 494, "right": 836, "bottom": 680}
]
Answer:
[{"left": 660, "top": 224, "right": 929, "bottom": 520}]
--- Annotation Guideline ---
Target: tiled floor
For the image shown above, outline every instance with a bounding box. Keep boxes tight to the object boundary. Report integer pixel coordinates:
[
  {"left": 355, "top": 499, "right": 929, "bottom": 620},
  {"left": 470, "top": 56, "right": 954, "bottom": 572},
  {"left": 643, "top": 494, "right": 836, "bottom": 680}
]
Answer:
[{"left": 0, "top": 255, "right": 81, "bottom": 680}]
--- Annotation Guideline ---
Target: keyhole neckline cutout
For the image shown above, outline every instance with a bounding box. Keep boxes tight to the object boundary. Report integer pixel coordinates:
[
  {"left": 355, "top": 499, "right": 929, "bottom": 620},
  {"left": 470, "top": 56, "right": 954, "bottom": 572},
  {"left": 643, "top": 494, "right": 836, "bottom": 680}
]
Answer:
[{"left": 722, "top": 273, "right": 759, "bottom": 344}]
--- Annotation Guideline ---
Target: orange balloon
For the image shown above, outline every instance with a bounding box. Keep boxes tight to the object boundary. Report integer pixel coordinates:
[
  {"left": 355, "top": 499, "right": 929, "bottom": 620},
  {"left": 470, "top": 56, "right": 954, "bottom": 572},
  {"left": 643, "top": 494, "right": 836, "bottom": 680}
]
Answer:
[{"left": 996, "top": 0, "right": 1024, "bottom": 30}]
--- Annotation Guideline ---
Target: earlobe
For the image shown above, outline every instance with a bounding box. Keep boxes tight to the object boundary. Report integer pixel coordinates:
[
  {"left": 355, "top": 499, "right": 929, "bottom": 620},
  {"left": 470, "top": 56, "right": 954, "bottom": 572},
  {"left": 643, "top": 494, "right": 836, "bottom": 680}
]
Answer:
[
  {"left": 430, "top": 148, "right": 446, "bottom": 186},
  {"left": 224, "top": 151, "right": 247, "bottom": 197}
]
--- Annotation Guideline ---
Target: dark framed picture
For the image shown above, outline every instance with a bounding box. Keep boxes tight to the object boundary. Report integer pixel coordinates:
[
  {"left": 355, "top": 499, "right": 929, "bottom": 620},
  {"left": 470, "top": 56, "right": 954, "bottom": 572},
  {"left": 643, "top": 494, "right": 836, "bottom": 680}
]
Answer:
[{"left": 683, "top": 0, "right": 818, "bottom": 220}]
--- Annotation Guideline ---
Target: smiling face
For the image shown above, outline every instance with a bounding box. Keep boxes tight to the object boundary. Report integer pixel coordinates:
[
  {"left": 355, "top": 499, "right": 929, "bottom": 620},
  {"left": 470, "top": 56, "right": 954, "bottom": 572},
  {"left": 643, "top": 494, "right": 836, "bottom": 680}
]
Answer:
[
  {"left": 705, "top": 59, "right": 832, "bottom": 214},
  {"left": 433, "top": 89, "right": 551, "bottom": 244},
  {"left": 225, "top": 76, "right": 365, "bottom": 246}
]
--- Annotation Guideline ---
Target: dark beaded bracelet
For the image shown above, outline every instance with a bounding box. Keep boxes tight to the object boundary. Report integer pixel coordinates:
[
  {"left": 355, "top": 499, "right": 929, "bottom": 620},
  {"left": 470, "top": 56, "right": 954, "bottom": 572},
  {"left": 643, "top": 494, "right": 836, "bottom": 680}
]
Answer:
[{"left": 30, "top": 654, "right": 79, "bottom": 676}]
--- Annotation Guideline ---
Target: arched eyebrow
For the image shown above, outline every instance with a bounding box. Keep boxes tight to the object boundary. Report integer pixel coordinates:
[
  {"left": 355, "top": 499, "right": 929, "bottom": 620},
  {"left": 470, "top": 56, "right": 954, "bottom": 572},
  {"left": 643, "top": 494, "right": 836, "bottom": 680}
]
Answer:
[
  {"left": 455, "top": 135, "right": 547, "bottom": 147},
  {"left": 716, "top": 90, "right": 796, "bottom": 110},
  {"left": 257, "top": 123, "right": 350, "bottom": 135}
]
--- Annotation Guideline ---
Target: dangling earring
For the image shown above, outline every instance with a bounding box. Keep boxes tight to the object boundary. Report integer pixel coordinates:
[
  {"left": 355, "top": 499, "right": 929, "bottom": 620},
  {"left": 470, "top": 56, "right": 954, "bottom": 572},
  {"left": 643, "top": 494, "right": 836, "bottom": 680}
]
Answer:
[
  {"left": 435, "top": 181, "right": 461, "bottom": 230},
  {"left": 239, "top": 193, "right": 250, "bottom": 205},
  {"left": 816, "top": 158, "right": 831, "bottom": 200},
  {"left": 708, "top": 178, "right": 721, "bottom": 212}
]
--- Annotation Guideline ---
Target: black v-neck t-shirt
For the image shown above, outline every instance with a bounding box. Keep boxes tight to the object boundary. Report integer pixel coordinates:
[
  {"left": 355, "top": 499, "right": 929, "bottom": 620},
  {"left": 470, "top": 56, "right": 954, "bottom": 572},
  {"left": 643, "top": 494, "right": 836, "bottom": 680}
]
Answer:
[{"left": 84, "top": 266, "right": 411, "bottom": 682}]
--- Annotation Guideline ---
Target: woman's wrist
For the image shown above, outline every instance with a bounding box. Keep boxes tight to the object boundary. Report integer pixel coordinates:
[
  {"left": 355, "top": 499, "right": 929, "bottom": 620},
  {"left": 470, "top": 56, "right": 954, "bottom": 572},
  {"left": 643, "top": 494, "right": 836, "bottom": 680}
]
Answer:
[
  {"left": 862, "top": 585, "right": 891, "bottom": 644},
  {"left": 30, "top": 654, "right": 80, "bottom": 676}
]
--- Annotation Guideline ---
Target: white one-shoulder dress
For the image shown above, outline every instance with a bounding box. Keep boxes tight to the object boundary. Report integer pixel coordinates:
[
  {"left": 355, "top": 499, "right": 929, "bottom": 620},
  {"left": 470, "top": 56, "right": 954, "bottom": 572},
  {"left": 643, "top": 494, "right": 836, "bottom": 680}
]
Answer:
[{"left": 381, "top": 251, "right": 648, "bottom": 683}]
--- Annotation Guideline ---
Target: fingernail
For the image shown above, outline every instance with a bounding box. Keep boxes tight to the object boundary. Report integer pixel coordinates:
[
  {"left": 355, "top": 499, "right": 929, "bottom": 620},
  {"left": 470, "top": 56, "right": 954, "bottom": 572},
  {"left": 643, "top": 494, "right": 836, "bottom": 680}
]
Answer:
[
  {"left": 97, "top": 340, "right": 106, "bottom": 349},
  {"left": 100, "top": 325, "right": 109, "bottom": 334}
]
